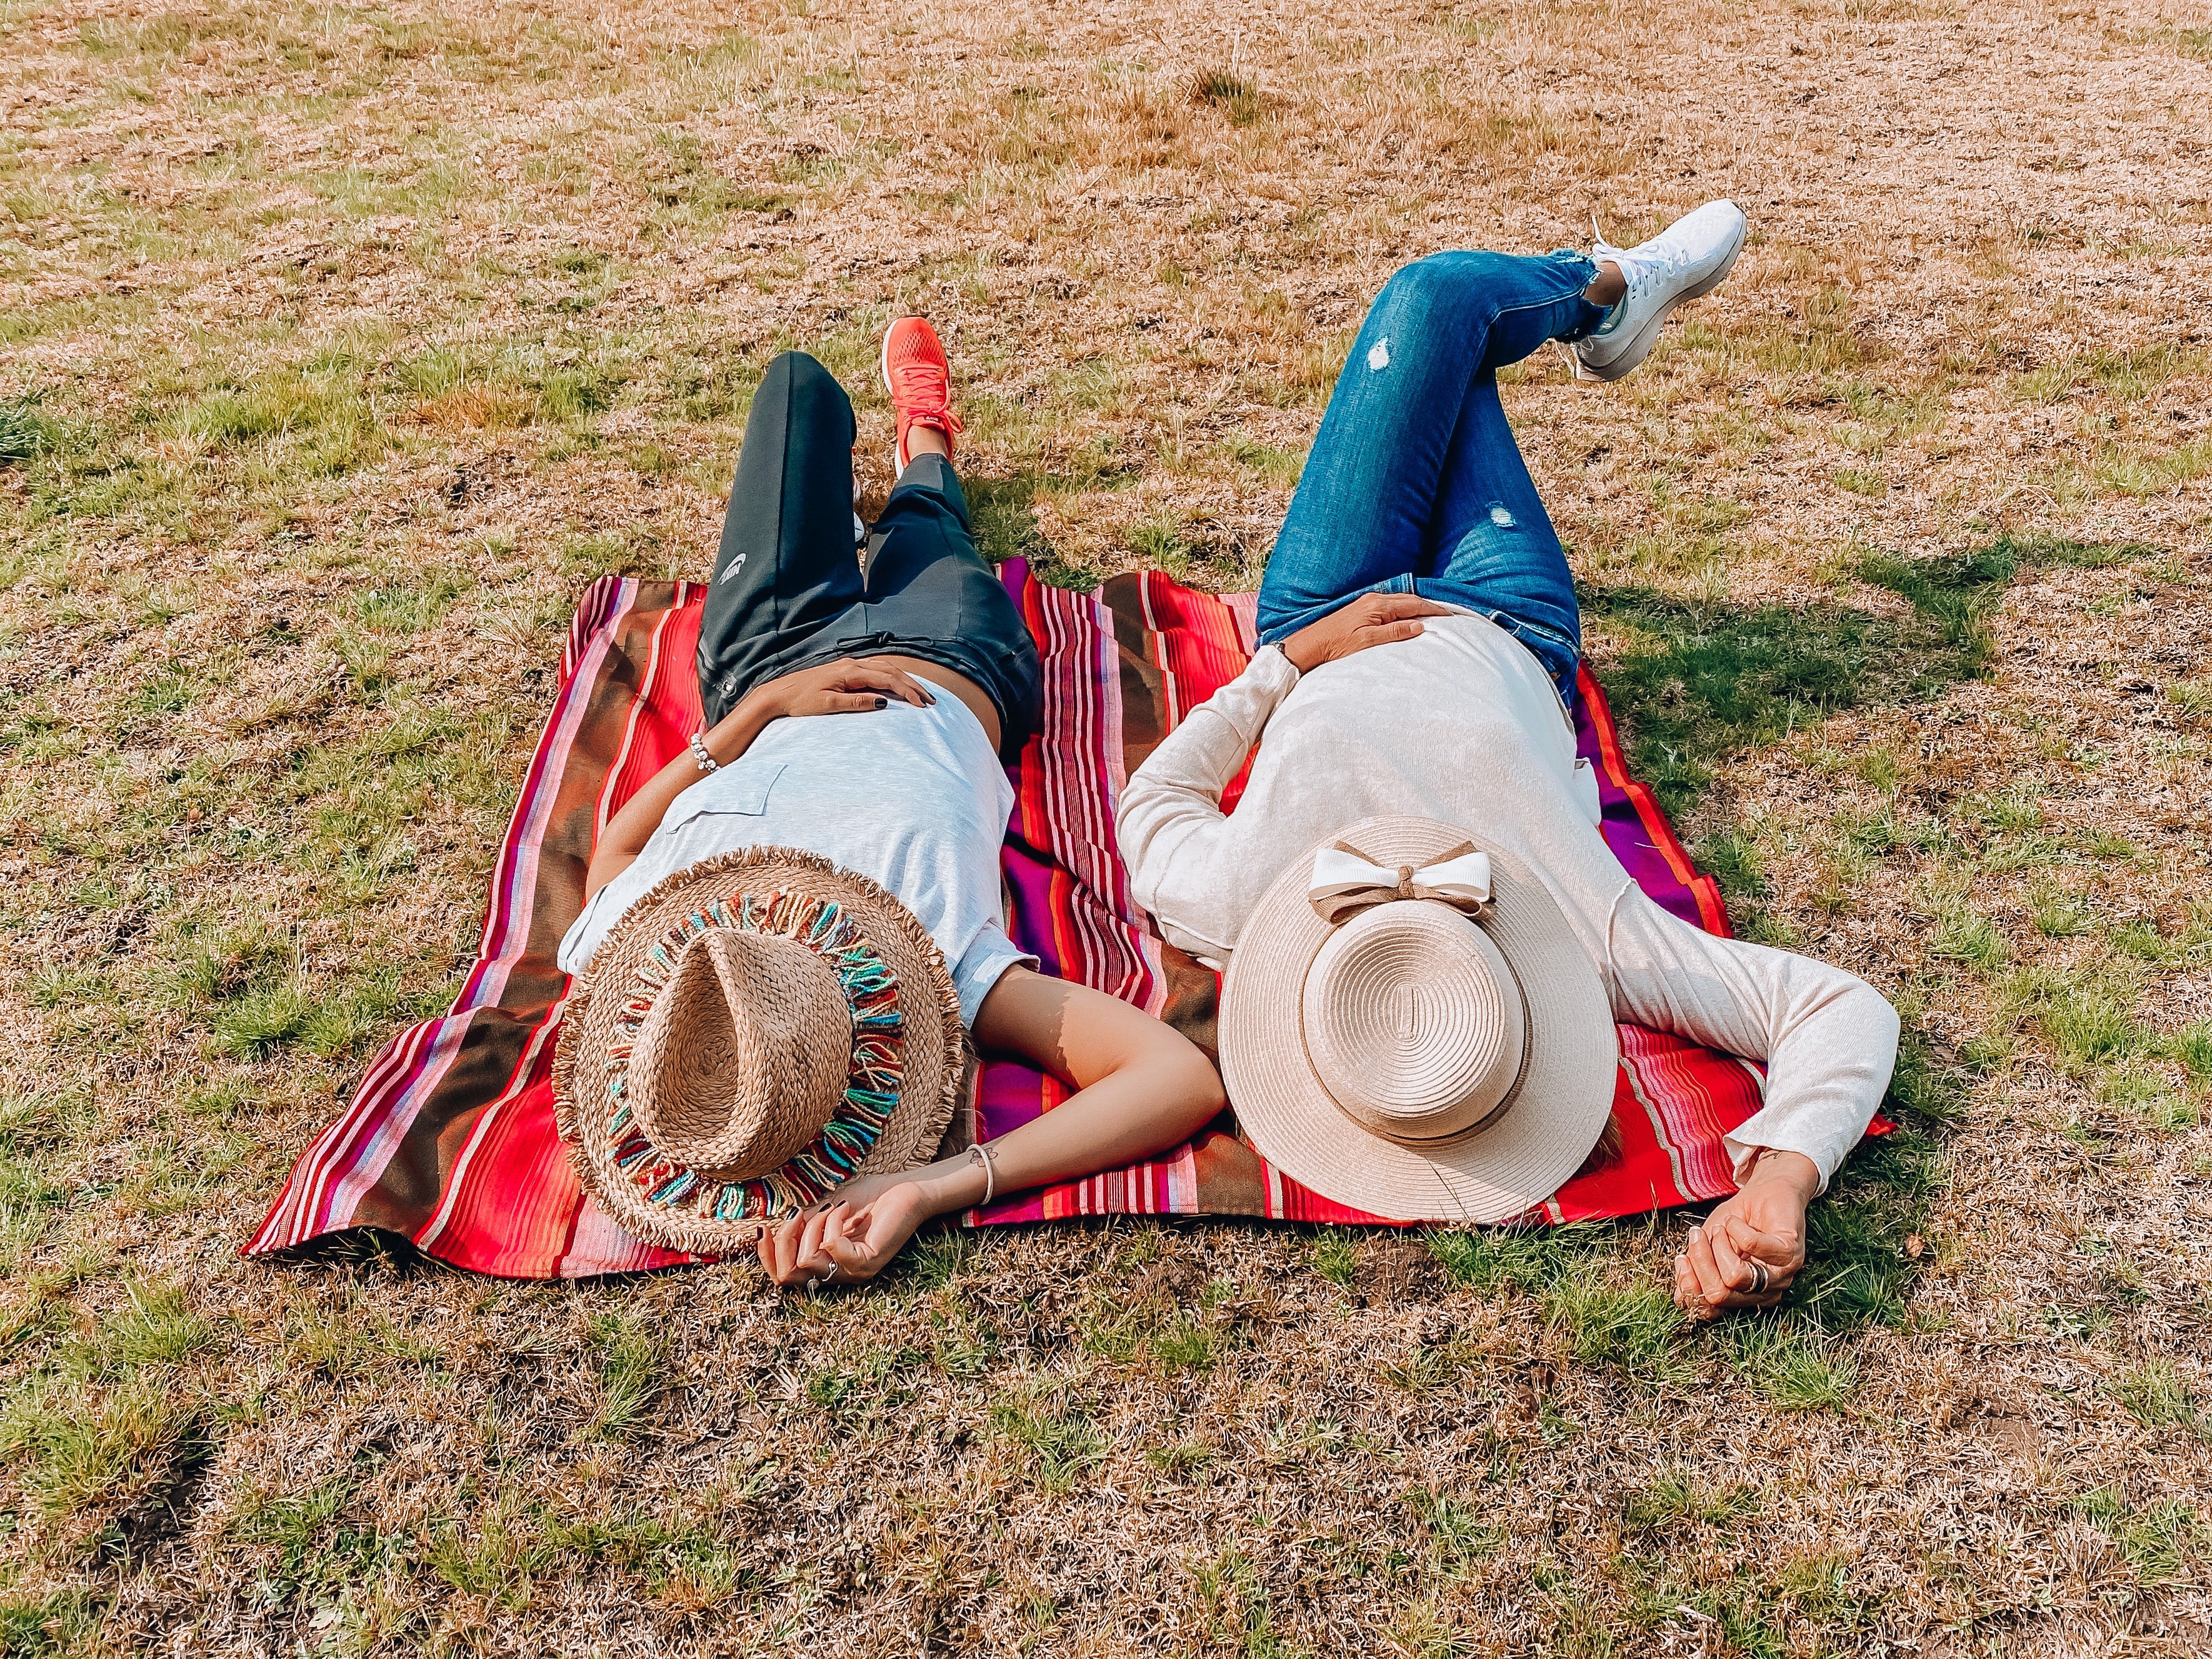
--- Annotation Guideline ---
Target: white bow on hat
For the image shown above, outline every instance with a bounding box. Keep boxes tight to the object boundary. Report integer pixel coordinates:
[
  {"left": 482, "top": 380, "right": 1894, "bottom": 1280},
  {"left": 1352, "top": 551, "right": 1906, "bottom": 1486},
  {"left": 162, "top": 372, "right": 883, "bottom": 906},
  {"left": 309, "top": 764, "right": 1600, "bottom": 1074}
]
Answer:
[{"left": 1307, "top": 841, "right": 1492, "bottom": 925}]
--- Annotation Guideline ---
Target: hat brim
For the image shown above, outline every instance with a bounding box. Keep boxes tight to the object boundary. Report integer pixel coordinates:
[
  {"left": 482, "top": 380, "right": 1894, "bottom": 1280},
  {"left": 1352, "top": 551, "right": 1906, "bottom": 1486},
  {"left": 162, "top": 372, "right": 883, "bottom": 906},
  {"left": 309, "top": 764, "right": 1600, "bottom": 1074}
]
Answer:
[
  {"left": 553, "top": 846, "right": 966, "bottom": 1256},
  {"left": 1220, "top": 815, "right": 1618, "bottom": 1223}
]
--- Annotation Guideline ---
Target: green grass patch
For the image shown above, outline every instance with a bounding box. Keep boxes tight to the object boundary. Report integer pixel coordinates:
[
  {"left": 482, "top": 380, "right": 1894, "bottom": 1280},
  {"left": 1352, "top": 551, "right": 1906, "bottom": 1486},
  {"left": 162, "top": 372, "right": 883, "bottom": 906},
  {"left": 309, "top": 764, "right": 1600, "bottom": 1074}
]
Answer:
[
  {"left": 2013, "top": 341, "right": 2207, "bottom": 406},
  {"left": 0, "top": 1280, "right": 219, "bottom": 1550},
  {"left": 1403, "top": 1486, "right": 1504, "bottom": 1571},
  {"left": 1426, "top": 1223, "right": 1609, "bottom": 1296},
  {"left": 2003, "top": 966, "right": 2151, "bottom": 1076},
  {"left": 1225, "top": 434, "right": 1305, "bottom": 489},
  {"left": 1149, "top": 1315, "right": 1217, "bottom": 1373},
  {"left": 2109, "top": 1361, "right": 2204, "bottom": 1440},
  {"left": 1191, "top": 1549, "right": 1305, "bottom": 1657},
  {"left": 1544, "top": 1278, "right": 1689, "bottom": 1384},
  {"left": 1613, "top": 484, "right": 1747, "bottom": 578},
  {"left": 1621, "top": 1465, "right": 1763, "bottom": 1531},
  {"left": 176, "top": 369, "right": 384, "bottom": 476},
  {"left": 989, "top": 1381, "right": 1106, "bottom": 1493},
  {"left": 2029, "top": 881, "right": 2095, "bottom": 939},
  {"left": 1071, "top": 1245, "right": 1234, "bottom": 1374},
  {"left": 1191, "top": 71, "right": 1266, "bottom": 126},
  {"left": 584, "top": 1313, "right": 663, "bottom": 1441},
  {"left": 354, "top": 574, "right": 463, "bottom": 635},
  {"left": 0, "top": 391, "right": 62, "bottom": 464},
  {"left": 1310, "top": 1230, "right": 1359, "bottom": 1288},
  {"left": 0, "top": 1091, "right": 81, "bottom": 1276},
  {"left": 2097, "top": 432, "right": 2212, "bottom": 497},
  {"left": 2073, "top": 1485, "right": 2209, "bottom": 1585},
  {"left": 1924, "top": 882, "right": 2007, "bottom": 973},
  {"left": 1430, "top": 1226, "right": 1709, "bottom": 1390},
  {"left": 1588, "top": 536, "right": 2150, "bottom": 816},
  {"left": 0, "top": 1585, "right": 105, "bottom": 1656},
  {"left": 1792, "top": 1127, "right": 1939, "bottom": 1332},
  {"left": 1754, "top": 281, "right": 1867, "bottom": 378},
  {"left": 1721, "top": 1316, "right": 1861, "bottom": 1410}
]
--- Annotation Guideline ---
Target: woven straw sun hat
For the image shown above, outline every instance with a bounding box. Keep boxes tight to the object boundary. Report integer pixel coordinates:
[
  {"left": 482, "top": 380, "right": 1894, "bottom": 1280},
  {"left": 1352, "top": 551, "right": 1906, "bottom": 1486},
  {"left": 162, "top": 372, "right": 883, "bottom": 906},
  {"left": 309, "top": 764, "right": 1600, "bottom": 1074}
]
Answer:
[
  {"left": 1219, "top": 815, "right": 1618, "bottom": 1223},
  {"left": 553, "top": 846, "right": 964, "bottom": 1256}
]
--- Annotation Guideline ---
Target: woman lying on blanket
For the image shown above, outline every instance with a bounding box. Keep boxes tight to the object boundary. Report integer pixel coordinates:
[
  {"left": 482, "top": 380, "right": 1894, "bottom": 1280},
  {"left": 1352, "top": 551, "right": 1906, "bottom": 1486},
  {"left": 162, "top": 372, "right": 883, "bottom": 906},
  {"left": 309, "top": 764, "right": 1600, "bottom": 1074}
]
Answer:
[
  {"left": 1116, "top": 202, "right": 1901, "bottom": 1321},
  {"left": 551, "top": 325, "right": 1222, "bottom": 1288}
]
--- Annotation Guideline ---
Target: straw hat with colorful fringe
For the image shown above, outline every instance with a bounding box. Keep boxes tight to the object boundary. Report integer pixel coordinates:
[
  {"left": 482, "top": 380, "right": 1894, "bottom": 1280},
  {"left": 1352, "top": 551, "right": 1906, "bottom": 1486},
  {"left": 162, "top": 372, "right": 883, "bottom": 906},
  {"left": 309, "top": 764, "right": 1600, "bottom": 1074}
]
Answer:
[{"left": 552, "top": 846, "right": 964, "bottom": 1255}]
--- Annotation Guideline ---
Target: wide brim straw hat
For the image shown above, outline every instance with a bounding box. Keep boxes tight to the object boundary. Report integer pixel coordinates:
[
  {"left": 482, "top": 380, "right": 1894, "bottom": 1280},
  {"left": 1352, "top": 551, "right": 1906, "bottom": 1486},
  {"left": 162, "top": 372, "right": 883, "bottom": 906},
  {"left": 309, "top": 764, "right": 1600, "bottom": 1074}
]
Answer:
[
  {"left": 553, "top": 846, "right": 964, "bottom": 1256},
  {"left": 1219, "top": 815, "right": 1617, "bottom": 1223}
]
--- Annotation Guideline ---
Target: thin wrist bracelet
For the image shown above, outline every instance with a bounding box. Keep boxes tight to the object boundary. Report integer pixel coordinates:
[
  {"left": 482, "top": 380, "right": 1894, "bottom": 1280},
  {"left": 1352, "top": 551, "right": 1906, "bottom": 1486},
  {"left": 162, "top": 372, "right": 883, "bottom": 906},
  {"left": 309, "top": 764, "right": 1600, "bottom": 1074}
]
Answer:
[
  {"left": 968, "top": 1141, "right": 998, "bottom": 1205},
  {"left": 689, "top": 731, "right": 719, "bottom": 773}
]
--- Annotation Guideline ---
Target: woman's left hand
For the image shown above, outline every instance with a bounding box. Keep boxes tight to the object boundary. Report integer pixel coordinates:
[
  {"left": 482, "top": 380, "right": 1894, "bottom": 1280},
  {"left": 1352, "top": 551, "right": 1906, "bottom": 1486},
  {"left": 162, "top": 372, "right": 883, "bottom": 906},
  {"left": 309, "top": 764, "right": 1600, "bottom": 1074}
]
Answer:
[
  {"left": 1673, "top": 1150, "right": 1818, "bottom": 1320},
  {"left": 753, "top": 967, "right": 1227, "bottom": 1293},
  {"left": 754, "top": 1180, "right": 938, "bottom": 1290}
]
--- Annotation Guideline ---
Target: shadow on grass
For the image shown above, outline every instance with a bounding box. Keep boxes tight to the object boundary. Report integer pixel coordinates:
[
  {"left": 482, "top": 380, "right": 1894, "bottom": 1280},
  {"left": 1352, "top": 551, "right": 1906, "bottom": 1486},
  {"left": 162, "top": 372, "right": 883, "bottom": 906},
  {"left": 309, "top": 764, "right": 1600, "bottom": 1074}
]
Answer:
[
  {"left": 1579, "top": 533, "right": 2149, "bottom": 823},
  {"left": 967, "top": 471, "right": 1093, "bottom": 588},
  {"left": 970, "top": 463, "right": 1259, "bottom": 596},
  {"left": 965, "top": 468, "right": 1148, "bottom": 593}
]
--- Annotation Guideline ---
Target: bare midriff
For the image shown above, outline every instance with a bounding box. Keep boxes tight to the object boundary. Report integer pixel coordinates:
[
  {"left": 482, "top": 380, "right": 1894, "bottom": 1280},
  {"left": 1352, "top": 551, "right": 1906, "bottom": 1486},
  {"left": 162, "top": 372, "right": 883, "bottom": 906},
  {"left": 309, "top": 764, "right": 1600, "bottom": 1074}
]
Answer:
[{"left": 863, "top": 653, "right": 1002, "bottom": 754}]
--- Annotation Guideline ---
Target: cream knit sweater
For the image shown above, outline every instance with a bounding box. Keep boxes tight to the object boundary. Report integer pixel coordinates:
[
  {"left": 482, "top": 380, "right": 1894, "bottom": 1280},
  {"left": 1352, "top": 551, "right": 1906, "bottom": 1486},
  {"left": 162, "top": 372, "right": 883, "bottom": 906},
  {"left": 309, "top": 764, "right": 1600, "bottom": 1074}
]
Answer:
[{"left": 1115, "top": 615, "right": 1899, "bottom": 1191}]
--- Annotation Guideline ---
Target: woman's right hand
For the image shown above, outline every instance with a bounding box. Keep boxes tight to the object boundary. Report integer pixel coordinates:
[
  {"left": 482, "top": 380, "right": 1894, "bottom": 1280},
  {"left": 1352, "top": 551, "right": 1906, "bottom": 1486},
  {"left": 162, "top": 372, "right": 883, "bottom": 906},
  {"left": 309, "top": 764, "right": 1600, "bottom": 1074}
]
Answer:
[
  {"left": 1279, "top": 593, "right": 1456, "bottom": 673},
  {"left": 753, "top": 657, "right": 936, "bottom": 721},
  {"left": 755, "top": 1181, "right": 940, "bottom": 1290}
]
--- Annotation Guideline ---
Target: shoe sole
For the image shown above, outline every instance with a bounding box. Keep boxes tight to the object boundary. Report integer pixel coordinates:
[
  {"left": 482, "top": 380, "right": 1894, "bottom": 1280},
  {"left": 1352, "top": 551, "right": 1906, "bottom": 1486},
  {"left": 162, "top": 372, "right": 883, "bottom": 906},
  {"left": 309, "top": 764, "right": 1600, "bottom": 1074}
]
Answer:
[
  {"left": 1576, "top": 218, "right": 1748, "bottom": 383},
  {"left": 881, "top": 326, "right": 904, "bottom": 474}
]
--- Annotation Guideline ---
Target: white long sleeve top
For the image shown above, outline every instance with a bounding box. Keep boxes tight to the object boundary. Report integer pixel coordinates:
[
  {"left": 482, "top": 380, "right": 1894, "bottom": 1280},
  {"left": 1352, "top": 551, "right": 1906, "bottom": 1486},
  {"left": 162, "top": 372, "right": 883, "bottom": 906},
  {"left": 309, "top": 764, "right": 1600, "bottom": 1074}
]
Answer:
[{"left": 1114, "top": 616, "right": 1898, "bottom": 1192}]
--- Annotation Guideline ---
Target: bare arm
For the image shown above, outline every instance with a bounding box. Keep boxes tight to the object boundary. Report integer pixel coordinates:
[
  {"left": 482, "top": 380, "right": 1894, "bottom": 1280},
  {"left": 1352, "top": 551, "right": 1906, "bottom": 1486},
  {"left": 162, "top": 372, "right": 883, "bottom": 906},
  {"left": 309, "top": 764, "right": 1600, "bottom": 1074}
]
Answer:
[
  {"left": 584, "top": 658, "right": 938, "bottom": 901},
  {"left": 756, "top": 966, "right": 1226, "bottom": 1286}
]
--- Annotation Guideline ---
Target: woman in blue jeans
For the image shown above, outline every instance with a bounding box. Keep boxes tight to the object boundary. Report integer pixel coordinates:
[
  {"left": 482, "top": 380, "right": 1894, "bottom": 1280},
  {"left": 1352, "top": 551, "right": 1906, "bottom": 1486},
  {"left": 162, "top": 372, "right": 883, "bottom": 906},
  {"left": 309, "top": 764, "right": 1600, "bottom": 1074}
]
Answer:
[
  {"left": 1255, "top": 201, "right": 1747, "bottom": 703},
  {"left": 1120, "top": 202, "right": 1904, "bottom": 1321}
]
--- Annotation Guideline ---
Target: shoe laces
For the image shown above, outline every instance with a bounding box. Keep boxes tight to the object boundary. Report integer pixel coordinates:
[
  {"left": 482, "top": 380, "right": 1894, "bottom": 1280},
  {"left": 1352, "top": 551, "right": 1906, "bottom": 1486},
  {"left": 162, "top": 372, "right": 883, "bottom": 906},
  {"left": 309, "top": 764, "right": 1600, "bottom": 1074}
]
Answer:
[
  {"left": 1591, "top": 213, "right": 1688, "bottom": 301},
  {"left": 889, "top": 357, "right": 963, "bottom": 438}
]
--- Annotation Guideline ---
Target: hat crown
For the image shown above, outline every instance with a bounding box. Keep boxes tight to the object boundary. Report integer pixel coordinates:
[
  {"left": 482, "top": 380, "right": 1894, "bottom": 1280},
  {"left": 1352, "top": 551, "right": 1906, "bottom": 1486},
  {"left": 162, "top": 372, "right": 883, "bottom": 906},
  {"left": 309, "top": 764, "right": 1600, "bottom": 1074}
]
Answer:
[
  {"left": 1299, "top": 901, "right": 1526, "bottom": 1145},
  {"left": 625, "top": 929, "right": 853, "bottom": 1178}
]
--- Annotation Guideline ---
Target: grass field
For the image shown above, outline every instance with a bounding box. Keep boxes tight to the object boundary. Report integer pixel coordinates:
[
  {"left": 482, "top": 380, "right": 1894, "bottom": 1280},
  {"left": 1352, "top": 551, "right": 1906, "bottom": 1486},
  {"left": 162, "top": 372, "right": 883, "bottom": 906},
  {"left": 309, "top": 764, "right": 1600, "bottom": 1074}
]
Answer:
[{"left": 3, "top": 0, "right": 2209, "bottom": 1651}]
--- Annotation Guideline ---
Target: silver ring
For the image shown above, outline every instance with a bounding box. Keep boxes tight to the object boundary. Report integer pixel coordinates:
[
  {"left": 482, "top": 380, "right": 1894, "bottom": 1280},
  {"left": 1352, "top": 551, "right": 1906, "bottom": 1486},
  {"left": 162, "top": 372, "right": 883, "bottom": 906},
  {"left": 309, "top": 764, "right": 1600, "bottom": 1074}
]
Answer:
[
  {"left": 805, "top": 1261, "right": 841, "bottom": 1294},
  {"left": 1749, "top": 1260, "right": 1769, "bottom": 1295}
]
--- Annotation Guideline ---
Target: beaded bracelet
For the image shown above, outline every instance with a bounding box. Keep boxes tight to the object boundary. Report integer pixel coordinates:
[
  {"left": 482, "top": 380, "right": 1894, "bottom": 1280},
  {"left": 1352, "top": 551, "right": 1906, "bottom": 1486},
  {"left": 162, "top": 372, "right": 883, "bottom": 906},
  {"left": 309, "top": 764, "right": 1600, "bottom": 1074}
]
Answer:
[{"left": 689, "top": 731, "right": 719, "bottom": 773}]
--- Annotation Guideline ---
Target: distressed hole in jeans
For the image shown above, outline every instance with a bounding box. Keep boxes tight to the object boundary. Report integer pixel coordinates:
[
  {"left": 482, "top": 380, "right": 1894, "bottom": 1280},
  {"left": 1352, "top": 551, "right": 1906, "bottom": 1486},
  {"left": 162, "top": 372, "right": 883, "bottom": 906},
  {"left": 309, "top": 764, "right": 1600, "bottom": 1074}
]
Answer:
[
  {"left": 1489, "top": 504, "right": 1515, "bottom": 527},
  {"left": 1367, "top": 338, "right": 1391, "bottom": 372}
]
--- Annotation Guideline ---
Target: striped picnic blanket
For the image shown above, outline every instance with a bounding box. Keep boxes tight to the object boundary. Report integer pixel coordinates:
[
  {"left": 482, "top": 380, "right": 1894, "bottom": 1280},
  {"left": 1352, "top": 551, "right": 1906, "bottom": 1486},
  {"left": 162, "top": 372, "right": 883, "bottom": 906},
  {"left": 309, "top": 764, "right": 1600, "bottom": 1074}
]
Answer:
[{"left": 246, "top": 564, "right": 1783, "bottom": 1278}]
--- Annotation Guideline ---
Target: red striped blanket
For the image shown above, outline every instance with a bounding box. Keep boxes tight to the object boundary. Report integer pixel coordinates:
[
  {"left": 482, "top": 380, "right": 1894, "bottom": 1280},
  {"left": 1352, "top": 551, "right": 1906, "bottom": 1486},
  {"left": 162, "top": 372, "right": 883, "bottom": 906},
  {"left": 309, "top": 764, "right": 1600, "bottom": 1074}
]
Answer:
[{"left": 247, "top": 565, "right": 1828, "bottom": 1278}]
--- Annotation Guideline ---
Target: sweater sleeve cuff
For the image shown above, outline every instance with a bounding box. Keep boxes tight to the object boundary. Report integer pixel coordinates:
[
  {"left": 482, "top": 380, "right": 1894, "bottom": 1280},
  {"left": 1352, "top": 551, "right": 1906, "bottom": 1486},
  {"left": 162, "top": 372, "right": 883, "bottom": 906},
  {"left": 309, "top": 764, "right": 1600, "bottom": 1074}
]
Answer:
[
  {"left": 1721, "top": 1128, "right": 1838, "bottom": 1197},
  {"left": 1248, "top": 642, "right": 1301, "bottom": 699}
]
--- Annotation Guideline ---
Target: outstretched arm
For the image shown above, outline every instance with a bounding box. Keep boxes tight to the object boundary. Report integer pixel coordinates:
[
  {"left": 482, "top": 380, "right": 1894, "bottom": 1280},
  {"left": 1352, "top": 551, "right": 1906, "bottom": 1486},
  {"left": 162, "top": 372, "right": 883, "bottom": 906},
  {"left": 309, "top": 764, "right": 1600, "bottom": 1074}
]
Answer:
[
  {"left": 1603, "top": 885, "right": 1900, "bottom": 1318},
  {"left": 755, "top": 966, "right": 1225, "bottom": 1288}
]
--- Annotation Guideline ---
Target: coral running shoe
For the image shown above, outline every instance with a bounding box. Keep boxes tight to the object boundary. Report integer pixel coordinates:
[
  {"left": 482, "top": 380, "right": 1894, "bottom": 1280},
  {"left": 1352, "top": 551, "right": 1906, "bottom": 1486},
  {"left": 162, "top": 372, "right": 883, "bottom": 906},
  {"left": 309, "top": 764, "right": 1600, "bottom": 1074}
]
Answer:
[{"left": 881, "top": 316, "right": 964, "bottom": 474}]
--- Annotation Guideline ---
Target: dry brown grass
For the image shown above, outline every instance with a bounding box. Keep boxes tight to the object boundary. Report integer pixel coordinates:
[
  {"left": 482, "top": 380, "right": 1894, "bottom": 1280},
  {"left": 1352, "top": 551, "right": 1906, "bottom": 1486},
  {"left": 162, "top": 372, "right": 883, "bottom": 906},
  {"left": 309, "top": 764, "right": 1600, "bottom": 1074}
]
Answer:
[{"left": 2, "top": 0, "right": 2209, "bottom": 1651}]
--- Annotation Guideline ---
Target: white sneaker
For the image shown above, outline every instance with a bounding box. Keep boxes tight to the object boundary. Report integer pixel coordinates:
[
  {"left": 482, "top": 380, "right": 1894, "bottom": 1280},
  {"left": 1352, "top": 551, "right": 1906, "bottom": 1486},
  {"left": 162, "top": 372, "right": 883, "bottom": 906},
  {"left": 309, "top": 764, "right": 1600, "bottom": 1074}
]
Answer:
[{"left": 1573, "top": 199, "right": 1748, "bottom": 382}]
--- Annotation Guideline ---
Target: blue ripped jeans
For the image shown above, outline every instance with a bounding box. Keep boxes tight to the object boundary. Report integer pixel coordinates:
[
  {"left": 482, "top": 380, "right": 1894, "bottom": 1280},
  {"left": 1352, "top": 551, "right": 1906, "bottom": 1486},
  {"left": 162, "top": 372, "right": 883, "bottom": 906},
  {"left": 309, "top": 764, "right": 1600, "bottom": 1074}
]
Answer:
[{"left": 1255, "top": 249, "right": 1605, "bottom": 707}]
